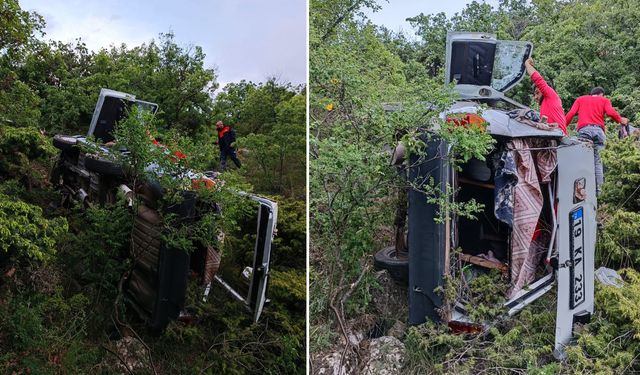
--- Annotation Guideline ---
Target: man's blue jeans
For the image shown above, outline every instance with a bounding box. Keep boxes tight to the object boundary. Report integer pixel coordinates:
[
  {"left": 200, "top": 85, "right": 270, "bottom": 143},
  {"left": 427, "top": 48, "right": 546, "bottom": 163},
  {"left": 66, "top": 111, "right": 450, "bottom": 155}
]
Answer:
[{"left": 577, "top": 125, "right": 605, "bottom": 195}]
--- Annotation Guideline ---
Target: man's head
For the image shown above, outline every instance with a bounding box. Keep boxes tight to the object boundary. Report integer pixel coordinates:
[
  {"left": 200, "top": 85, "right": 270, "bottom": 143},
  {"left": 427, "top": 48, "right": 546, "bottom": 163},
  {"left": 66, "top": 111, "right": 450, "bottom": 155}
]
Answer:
[
  {"left": 591, "top": 87, "right": 605, "bottom": 96},
  {"left": 215, "top": 120, "right": 224, "bottom": 130},
  {"left": 533, "top": 86, "right": 543, "bottom": 105}
]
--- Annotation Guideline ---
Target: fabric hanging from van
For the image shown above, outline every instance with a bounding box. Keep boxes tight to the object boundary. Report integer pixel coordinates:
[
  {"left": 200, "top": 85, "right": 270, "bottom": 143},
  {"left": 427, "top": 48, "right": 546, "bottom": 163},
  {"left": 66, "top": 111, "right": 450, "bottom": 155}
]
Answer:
[
  {"left": 492, "top": 145, "right": 518, "bottom": 226},
  {"left": 507, "top": 138, "right": 557, "bottom": 297}
]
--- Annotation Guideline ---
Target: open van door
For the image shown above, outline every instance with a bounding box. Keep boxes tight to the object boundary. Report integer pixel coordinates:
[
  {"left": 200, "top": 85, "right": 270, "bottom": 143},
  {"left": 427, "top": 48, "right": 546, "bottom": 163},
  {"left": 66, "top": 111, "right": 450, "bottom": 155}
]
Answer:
[
  {"left": 214, "top": 195, "right": 278, "bottom": 323},
  {"left": 247, "top": 196, "right": 278, "bottom": 322},
  {"left": 553, "top": 139, "right": 597, "bottom": 359},
  {"left": 445, "top": 32, "right": 533, "bottom": 95},
  {"left": 87, "top": 88, "right": 158, "bottom": 143}
]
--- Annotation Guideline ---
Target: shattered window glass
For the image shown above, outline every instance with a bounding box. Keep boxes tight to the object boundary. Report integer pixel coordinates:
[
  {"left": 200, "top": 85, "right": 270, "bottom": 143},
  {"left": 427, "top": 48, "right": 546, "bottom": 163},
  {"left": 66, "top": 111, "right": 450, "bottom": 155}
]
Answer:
[{"left": 491, "top": 41, "right": 532, "bottom": 92}]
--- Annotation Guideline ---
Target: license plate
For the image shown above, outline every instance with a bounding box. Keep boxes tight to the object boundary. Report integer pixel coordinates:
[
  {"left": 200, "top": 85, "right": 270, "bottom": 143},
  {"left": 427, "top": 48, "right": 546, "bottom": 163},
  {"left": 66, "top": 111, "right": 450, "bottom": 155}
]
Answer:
[{"left": 569, "top": 207, "right": 585, "bottom": 309}]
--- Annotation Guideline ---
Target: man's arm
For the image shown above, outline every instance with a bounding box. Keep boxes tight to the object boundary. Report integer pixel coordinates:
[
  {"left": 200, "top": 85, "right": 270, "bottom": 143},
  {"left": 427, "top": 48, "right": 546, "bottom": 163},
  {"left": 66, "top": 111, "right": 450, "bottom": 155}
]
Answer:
[
  {"left": 565, "top": 98, "right": 580, "bottom": 126},
  {"left": 603, "top": 98, "right": 628, "bottom": 124},
  {"left": 525, "top": 57, "right": 554, "bottom": 97}
]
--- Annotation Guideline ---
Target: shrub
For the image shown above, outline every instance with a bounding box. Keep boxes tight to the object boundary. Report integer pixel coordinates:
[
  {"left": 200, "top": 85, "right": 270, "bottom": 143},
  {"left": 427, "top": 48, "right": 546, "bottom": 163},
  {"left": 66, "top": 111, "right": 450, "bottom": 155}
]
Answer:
[
  {"left": 0, "top": 123, "right": 56, "bottom": 185},
  {"left": 270, "top": 197, "right": 306, "bottom": 269},
  {"left": 0, "top": 194, "right": 68, "bottom": 262},
  {"left": 597, "top": 209, "right": 640, "bottom": 269},
  {"left": 600, "top": 136, "right": 640, "bottom": 211}
]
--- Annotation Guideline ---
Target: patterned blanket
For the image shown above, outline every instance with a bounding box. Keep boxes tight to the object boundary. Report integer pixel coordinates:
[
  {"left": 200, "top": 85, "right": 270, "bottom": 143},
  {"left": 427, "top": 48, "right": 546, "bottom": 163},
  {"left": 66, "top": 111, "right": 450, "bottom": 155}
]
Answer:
[{"left": 508, "top": 138, "right": 557, "bottom": 297}]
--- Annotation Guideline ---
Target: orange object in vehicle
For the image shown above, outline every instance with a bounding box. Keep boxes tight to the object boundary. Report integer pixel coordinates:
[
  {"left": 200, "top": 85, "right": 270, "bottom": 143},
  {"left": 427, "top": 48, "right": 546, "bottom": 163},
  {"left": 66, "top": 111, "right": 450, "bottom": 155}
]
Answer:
[
  {"left": 192, "top": 178, "right": 215, "bottom": 190},
  {"left": 446, "top": 113, "right": 487, "bottom": 131}
]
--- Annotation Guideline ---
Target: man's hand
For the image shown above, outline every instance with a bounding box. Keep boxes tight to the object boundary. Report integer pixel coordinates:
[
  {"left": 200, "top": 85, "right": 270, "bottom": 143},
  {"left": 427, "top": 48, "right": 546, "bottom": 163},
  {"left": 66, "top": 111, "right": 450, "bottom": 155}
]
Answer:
[
  {"left": 525, "top": 57, "right": 534, "bottom": 67},
  {"left": 621, "top": 117, "right": 630, "bottom": 125},
  {"left": 524, "top": 57, "right": 536, "bottom": 76}
]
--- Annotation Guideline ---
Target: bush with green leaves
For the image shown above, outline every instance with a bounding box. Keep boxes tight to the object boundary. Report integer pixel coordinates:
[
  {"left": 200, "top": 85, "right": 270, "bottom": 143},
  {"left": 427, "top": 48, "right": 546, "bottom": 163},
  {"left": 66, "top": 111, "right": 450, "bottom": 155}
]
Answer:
[
  {"left": 0, "top": 194, "right": 68, "bottom": 262},
  {"left": 270, "top": 197, "right": 306, "bottom": 270},
  {"left": 0, "top": 122, "right": 56, "bottom": 186},
  {"left": 600, "top": 136, "right": 640, "bottom": 212},
  {"left": 0, "top": 286, "right": 103, "bottom": 374},
  {"left": 239, "top": 92, "right": 306, "bottom": 199}
]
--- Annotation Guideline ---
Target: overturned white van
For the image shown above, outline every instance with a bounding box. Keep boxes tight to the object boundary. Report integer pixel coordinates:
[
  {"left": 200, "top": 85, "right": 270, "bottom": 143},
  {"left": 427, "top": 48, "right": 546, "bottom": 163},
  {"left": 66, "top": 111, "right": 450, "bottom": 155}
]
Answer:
[{"left": 379, "top": 32, "right": 597, "bottom": 359}]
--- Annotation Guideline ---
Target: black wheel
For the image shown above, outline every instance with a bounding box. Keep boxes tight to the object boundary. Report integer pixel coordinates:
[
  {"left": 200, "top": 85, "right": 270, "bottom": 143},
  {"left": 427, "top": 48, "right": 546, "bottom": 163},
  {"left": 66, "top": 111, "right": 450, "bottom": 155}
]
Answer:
[
  {"left": 84, "top": 156, "right": 125, "bottom": 178},
  {"left": 52, "top": 135, "right": 78, "bottom": 151},
  {"left": 374, "top": 246, "right": 408, "bottom": 284}
]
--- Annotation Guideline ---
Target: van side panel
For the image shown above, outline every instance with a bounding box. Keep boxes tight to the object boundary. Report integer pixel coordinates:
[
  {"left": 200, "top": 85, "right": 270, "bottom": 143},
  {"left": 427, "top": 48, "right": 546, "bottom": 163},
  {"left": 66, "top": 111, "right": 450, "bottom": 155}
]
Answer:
[{"left": 408, "top": 139, "right": 450, "bottom": 325}]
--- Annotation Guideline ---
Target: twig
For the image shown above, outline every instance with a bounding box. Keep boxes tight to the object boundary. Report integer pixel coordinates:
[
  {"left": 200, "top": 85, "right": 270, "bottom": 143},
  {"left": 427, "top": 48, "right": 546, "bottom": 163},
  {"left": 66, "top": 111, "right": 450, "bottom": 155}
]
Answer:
[{"left": 330, "top": 262, "right": 373, "bottom": 374}]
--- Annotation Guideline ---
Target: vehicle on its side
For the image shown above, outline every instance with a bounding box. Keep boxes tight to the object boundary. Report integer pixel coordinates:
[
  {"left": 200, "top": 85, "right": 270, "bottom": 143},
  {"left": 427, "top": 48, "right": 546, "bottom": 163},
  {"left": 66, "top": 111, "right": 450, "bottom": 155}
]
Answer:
[
  {"left": 377, "top": 32, "right": 596, "bottom": 359},
  {"left": 51, "top": 88, "right": 277, "bottom": 330}
]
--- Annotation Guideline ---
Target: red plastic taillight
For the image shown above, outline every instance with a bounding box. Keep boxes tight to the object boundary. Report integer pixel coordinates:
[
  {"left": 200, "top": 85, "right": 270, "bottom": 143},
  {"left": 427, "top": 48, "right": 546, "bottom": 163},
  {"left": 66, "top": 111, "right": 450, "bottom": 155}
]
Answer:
[{"left": 448, "top": 320, "right": 483, "bottom": 334}]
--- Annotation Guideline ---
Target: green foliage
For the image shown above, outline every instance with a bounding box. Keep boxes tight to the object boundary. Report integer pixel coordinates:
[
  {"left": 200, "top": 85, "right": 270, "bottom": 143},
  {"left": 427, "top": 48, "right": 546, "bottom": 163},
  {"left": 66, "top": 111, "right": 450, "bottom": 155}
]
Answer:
[
  {"left": 0, "top": 0, "right": 44, "bottom": 64},
  {"left": 0, "top": 122, "right": 56, "bottom": 184},
  {"left": 596, "top": 132, "right": 640, "bottom": 269},
  {"left": 1, "top": 291, "right": 103, "bottom": 374},
  {"left": 270, "top": 198, "right": 306, "bottom": 269},
  {"left": 597, "top": 209, "right": 640, "bottom": 269},
  {"left": 239, "top": 92, "right": 306, "bottom": 198},
  {"left": 15, "top": 33, "right": 217, "bottom": 136},
  {"left": 463, "top": 269, "right": 508, "bottom": 322},
  {"left": 0, "top": 194, "right": 67, "bottom": 261},
  {"left": 563, "top": 269, "right": 640, "bottom": 373},
  {"left": 213, "top": 79, "right": 300, "bottom": 135},
  {"left": 62, "top": 205, "right": 132, "bottom": 297},
  {"left": 0, "top": 78, "right": 41, "bottom": 127},
  {"left": 600, "top": 136, "right": 640, "bottom": 212}
]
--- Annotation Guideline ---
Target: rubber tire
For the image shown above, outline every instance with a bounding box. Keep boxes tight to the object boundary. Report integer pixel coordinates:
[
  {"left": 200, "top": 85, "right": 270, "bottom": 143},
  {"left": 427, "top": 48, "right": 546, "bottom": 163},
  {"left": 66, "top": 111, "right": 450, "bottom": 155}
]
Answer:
[
  {"left": 52, "top": 135, "right": 77, "bottom": 151},
  {"left": 84, "top": 156, "right": 125, "bottom": 178},
  {"left": 374, "top": 246, "right": 408, "bottom": 284}
]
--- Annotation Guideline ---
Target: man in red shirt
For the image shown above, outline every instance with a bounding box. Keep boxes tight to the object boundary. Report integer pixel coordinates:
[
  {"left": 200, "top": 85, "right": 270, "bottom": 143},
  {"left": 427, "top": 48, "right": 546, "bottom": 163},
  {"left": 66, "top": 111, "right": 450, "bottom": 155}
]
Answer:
[
  {"left": 565, "top": 87, "right": 629, "bottom": 195},
  {"left": 525, "top": 57, "right": 567, "bottom": 135}
]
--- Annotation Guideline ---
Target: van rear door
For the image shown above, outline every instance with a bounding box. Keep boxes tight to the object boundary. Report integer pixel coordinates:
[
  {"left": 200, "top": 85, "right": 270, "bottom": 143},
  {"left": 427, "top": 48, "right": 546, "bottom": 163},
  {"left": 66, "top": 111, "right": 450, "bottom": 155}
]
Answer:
[
  {"left": 445, "top": 32, "right": 533, "bottom": 93},
  {"left": 247, "top": 196, "right": 278, "bottom": 322},
  {"left": 554, "top": 140, "right": 597, "bottom": 359}
]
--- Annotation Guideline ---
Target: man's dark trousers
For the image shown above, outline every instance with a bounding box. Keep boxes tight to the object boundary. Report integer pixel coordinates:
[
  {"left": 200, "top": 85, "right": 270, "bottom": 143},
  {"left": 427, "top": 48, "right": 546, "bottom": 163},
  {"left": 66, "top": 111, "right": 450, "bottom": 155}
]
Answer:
[{"left": 220, "top": 148, "right": 241, "bottom": 171}]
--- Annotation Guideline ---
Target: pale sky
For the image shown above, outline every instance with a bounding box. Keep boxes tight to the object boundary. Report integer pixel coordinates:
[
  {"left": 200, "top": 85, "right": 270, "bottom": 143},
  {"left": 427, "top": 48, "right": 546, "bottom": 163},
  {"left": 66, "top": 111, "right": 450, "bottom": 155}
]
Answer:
[
  {"left": 366, "top": 0, "right": 501, "bottom": 36},
  {"left": 19, "top": 0, "right": 307, "bottom": 88}
]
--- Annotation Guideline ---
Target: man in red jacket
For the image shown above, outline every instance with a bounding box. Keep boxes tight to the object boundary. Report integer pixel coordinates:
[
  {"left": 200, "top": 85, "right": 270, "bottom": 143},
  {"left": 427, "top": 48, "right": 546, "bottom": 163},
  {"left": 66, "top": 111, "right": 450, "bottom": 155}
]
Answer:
[
  {"left": 214, "top": 120, "right": 241, "bottom": 171},
  {"left": 525, "top": 57, "right": 567, "bottom": 135},
  {"left": 565, "top": 87, "right": 629, "bottom": 195}
]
